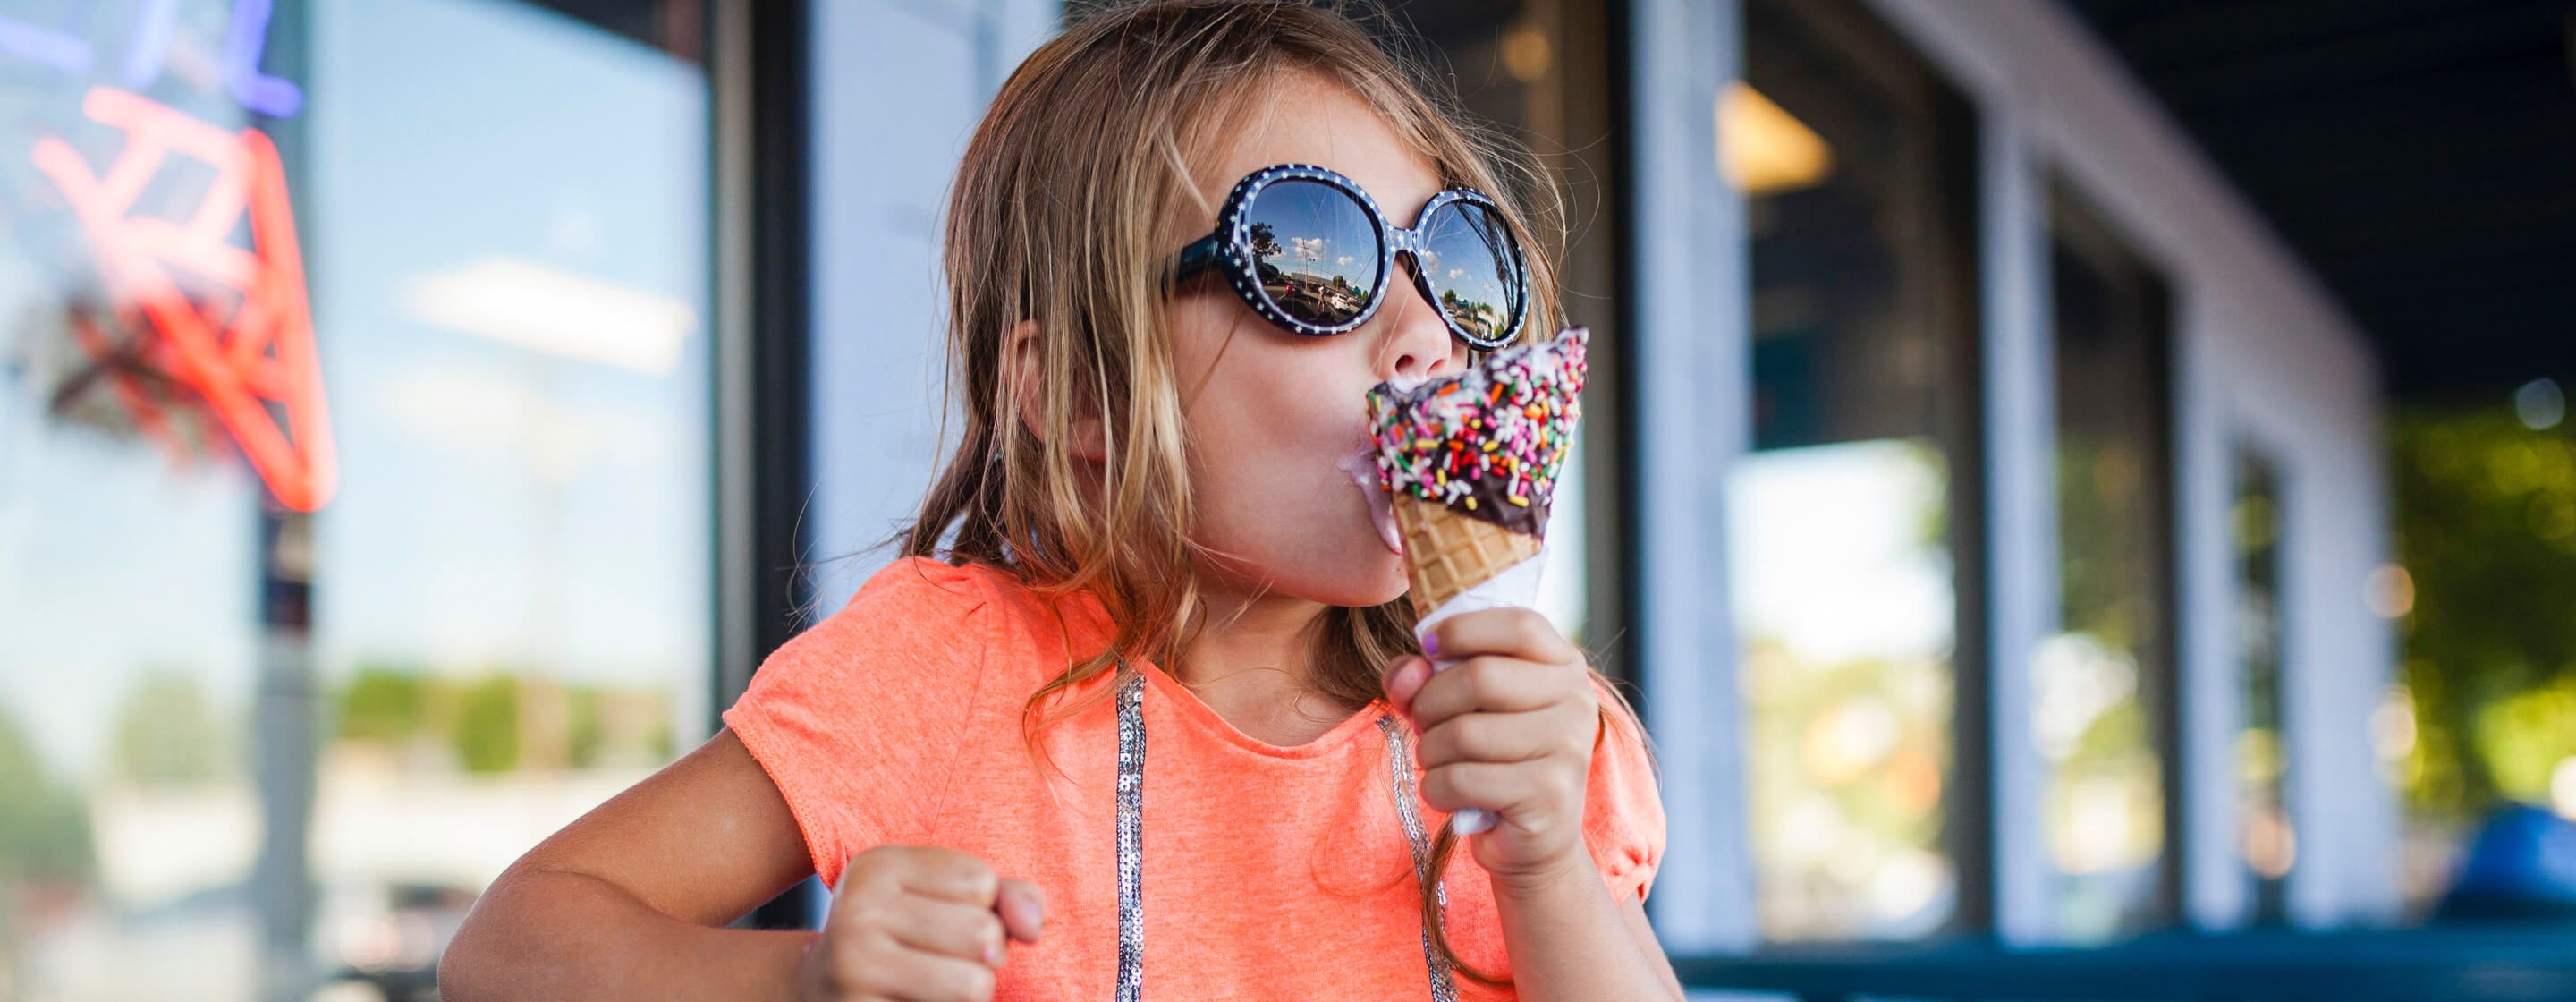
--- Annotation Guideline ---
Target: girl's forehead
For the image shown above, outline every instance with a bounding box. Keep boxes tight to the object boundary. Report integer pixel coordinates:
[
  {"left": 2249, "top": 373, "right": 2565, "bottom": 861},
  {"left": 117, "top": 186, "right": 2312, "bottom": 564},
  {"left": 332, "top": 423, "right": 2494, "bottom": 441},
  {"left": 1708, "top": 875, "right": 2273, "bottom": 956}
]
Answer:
[{"left": 1189, "top": 71, "right": 1444, "bottom": 226}]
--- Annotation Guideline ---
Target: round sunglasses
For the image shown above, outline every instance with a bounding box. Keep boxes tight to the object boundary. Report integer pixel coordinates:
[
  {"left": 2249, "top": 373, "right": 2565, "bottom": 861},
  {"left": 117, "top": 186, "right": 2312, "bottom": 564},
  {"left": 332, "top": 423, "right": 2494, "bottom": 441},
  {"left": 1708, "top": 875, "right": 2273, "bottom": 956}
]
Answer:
[{"left": 1166, "top": 163, "right": 1530, "bottom": 350}]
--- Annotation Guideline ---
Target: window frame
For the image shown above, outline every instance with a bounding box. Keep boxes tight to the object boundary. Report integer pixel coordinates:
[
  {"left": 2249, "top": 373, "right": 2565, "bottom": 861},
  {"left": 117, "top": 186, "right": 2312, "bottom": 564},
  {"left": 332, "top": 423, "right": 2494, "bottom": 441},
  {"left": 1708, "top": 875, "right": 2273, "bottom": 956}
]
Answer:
[{"left": 708, "top": 0, "right": 817, "bottom": 931}]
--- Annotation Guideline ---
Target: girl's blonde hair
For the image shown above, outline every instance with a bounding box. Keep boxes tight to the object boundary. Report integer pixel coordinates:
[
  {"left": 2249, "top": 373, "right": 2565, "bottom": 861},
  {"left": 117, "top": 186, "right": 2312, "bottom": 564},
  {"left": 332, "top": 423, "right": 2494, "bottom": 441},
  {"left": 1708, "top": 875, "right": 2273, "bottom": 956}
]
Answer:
[{"left": 895, "top": 0, "right": 1648, "bottom": 984}]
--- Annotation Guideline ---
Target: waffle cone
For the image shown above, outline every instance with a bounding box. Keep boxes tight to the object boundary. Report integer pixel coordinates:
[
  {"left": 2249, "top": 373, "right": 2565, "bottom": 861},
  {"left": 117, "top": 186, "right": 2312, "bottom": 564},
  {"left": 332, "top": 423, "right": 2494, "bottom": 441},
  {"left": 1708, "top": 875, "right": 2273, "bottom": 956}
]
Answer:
[{"left": 1394, "top": 493, "right": 1543, "bottom": 619}]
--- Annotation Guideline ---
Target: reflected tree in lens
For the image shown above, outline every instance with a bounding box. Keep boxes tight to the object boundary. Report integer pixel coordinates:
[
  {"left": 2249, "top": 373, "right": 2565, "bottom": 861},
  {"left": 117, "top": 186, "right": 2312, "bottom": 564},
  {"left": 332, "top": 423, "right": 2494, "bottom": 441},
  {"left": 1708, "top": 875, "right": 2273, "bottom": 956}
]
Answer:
[
  {"left": 1420, "top": 203, "right": 1512, "bottom": 340},
  {"left": 1248, "top": 181, "right": 1378, "bottom": 326},
  {"left": 1250, "top": 220, "right": 1282, "bottom": 286}
]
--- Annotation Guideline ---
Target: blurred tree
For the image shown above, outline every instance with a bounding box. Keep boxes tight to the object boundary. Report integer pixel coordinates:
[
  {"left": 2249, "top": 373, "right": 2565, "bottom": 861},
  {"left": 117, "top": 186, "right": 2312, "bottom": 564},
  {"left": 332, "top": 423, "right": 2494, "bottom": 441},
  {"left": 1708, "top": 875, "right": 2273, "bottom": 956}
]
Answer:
[
  {"left": 2477, "top": 675, "right": 2576, "bottom": 805},
  {"left": 0, "top": 706, "right": 93, "bottom": 886},
  {"left": 568, "top": 686, "right": 604, "bottom": 768},
  {"left": 451, "top": 675, "right": 523, "bottom": 774},
  {"left": 2394, "top": 406, "right": 2576, "bottom": 819},
  {"left": 106, "top": 670, "right": 231, "bottom": 786},
  {"left": 336, "top": 664, "right": 429, "bottom": 745}
]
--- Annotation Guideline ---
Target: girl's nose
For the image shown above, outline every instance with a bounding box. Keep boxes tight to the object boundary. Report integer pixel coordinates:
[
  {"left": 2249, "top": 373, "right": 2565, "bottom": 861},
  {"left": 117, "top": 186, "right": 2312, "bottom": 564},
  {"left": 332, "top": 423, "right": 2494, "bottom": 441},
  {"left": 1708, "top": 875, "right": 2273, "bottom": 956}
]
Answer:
[{"left": 1377, "top": 264, "right": 1457, "bottom": 384}]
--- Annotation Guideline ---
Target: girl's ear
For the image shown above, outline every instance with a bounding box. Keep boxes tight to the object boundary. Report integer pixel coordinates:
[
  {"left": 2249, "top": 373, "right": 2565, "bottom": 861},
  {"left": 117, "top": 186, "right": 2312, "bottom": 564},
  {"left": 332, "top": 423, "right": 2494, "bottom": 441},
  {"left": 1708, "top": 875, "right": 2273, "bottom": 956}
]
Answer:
[{"left": 1004, "top": 318, "right": 1108, "bottom": 463}]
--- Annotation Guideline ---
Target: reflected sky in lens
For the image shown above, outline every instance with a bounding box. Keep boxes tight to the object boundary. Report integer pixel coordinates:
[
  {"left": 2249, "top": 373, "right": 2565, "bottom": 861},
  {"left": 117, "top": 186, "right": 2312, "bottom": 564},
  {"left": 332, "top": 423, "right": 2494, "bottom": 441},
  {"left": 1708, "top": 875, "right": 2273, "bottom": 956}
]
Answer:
[
  {"left": 1245, "top": 179, "right": 1378, "bottom": 325},
  {"left": 1419, "top": 201, "right": 1517, "bottom": 340}
]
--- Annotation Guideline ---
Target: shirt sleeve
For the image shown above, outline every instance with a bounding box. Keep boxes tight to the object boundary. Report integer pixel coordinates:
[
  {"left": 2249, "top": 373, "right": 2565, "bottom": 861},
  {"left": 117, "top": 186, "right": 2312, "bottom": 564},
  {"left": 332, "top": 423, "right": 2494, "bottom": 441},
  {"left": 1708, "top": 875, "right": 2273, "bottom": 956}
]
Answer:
[
  {"left": 721, "top": 557, "right": 994, "bottom": 889},
  {"left": 1581, "top": 675, "right": 1667, "bottom": 905}
]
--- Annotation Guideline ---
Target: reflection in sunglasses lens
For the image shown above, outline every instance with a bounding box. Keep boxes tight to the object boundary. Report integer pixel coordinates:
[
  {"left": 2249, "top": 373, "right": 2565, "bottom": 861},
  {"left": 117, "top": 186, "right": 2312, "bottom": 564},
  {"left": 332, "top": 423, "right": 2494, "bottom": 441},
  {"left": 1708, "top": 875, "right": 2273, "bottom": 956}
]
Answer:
[
  {"left": 1418, "top": 200, "right": 1521, "bottom": 344},
  {"left": 1242, "top": 179, "right": 1380, "bottom": 328}
]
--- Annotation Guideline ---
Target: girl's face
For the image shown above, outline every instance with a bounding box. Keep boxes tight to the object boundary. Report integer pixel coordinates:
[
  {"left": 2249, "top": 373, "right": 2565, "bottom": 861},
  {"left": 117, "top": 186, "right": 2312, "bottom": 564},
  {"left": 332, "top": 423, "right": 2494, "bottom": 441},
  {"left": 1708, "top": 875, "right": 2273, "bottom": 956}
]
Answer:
[{"left": 1167, "top": 71, "right": 1470, "bottom": 608}]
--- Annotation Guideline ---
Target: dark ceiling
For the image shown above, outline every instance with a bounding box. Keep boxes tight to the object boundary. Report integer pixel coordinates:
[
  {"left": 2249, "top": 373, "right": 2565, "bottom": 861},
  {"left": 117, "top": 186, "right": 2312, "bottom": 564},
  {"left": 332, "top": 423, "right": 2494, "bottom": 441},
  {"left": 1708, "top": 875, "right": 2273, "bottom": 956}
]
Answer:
[{"left": 2064, "top": 0, "right": 2576, "bottom": 404}]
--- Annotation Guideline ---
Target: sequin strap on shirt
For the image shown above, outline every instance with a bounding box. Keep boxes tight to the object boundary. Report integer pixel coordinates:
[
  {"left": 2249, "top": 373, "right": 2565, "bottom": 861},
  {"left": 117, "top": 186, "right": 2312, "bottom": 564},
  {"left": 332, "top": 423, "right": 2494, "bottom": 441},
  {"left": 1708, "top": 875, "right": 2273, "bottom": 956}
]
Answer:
[
  {"left": 1109, "top": 660, "right": 1458, "bottom": 1000},
  {"left": 1377, "top": 714, "right": 1463, "bottom": 1001},
  {"left": 1114, "top": 668, "right": 1146, "bottom": 1002}
]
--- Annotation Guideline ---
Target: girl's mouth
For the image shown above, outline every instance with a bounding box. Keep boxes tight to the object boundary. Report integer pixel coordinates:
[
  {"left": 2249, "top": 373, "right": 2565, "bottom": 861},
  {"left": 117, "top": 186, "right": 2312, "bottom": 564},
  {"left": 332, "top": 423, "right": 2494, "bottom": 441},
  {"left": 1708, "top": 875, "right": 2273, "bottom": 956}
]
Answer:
[{"left": 1336, "top": 446, "right": 1403, "bottom": 556}]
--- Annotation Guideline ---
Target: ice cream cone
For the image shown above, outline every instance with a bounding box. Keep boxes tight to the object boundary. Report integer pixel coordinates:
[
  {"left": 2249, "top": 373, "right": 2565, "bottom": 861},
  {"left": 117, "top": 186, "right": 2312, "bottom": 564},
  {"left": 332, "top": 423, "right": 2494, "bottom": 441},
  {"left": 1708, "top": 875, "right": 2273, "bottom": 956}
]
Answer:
[
  {"left": 1363, "top": 327, "right": 1591, "bottom": 837},
  {"left": 1394, "top": 493, "right": 1543, "bottom": 619},
  {"left": 1367, "top": 327, "right": 1590, "bottom": 622}
]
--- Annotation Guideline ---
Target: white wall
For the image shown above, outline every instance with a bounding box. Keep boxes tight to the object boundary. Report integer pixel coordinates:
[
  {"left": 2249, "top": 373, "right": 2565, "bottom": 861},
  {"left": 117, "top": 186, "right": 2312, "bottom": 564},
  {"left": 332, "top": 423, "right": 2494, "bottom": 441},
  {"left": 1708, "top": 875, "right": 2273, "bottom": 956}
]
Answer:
[
  {"left": 807, "top": 0, "right": 1059, "bottom": 614},
  {"left": 1628, "top": 0, "right": 1762, "bottom": 957}
]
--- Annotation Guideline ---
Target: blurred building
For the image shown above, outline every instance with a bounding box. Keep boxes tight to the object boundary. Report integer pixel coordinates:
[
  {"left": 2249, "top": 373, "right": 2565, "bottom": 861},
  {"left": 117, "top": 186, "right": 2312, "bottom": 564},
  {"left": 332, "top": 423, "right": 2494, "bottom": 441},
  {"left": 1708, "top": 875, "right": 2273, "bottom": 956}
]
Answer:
[{"left": 0, "top": 0, "right": 2571, "bottom": 1000}]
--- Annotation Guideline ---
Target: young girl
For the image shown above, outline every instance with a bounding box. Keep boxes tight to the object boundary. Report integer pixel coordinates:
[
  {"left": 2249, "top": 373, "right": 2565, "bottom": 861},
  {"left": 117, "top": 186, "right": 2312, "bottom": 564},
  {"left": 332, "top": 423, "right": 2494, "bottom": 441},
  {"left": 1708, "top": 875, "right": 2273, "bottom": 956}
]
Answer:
[{"left": 442, "top": 2, "right": 1676, "bottom": 998}]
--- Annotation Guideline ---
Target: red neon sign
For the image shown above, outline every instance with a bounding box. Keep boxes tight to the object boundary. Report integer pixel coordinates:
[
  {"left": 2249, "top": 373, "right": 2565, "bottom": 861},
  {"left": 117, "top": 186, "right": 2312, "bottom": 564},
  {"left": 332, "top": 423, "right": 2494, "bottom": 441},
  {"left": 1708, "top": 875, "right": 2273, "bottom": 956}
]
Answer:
[{"left": 32, "top": 87, "right": 335, "bottom": 511}]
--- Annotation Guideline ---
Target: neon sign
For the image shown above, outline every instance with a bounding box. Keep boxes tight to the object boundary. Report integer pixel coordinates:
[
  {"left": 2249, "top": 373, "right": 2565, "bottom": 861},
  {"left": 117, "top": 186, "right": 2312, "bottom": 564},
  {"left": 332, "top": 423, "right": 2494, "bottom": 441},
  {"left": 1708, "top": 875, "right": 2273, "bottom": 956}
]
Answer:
[
  {"left": 33, "top": 88, "right": 335, "bottom": 512},
  {"left": 0, "top": 0, "right": 304, "bottom": 117},
  {"left": 11, "top": 1, "right": 334, "bottom": 511}
]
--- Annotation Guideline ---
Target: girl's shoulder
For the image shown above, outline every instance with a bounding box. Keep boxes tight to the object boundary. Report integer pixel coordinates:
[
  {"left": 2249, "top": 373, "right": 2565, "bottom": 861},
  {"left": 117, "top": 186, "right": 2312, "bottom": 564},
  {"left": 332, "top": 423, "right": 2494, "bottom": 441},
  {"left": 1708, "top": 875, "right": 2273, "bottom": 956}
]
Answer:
[
  {"left": 724, "top": 555, "right": 1088, "bottom": 878},
  {"left": 1579, "top": 673, "right": 1666, "bottom": 906},
  {"left": 840, "top": 553, "right": 1000, "bottom": 613},
  {"left": 826, "top": 555, "right": 1113, "bottom": 674}
]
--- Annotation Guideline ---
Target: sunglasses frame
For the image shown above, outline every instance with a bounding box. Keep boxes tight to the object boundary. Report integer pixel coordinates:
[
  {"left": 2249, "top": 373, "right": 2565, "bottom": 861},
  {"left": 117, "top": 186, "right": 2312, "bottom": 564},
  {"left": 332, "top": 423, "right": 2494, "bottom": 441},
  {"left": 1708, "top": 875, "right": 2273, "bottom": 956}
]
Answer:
[{"left": 1166, "top": 163, "right": 1530, "bottom": 350}]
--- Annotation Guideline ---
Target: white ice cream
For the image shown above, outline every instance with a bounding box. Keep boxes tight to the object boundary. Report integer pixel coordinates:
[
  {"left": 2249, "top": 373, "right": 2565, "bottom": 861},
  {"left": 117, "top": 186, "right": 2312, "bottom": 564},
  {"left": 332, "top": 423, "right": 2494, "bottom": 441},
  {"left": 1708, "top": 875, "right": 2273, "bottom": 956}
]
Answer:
[{"left": 1338, "top": 446, "right": 1403, "bottom": 555}]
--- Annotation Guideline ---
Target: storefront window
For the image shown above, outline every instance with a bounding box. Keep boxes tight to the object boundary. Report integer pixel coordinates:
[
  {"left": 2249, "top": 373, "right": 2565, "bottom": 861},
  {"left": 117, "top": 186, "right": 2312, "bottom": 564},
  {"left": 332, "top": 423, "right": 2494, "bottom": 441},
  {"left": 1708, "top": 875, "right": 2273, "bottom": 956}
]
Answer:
[
  {"left": 2234, "top": 447, "right": 2292, "bottom": 921},
  {"left": 2042, "top": 186, "right": 2176, "bottom": 939},
  {"left": 1730, "top": 0, "right": 1980, "bottom": 942},
  {"left": 0, "top": 1, "right": 711, "bottom": 997}
]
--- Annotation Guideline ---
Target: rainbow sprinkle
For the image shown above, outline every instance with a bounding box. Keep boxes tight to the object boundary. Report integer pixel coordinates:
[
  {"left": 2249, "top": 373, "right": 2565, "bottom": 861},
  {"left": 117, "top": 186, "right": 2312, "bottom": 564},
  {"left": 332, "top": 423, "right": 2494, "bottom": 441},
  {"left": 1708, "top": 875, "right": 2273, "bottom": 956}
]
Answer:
[{"left": 1364, "top": 327, "right": 1589, "bottom": 533}]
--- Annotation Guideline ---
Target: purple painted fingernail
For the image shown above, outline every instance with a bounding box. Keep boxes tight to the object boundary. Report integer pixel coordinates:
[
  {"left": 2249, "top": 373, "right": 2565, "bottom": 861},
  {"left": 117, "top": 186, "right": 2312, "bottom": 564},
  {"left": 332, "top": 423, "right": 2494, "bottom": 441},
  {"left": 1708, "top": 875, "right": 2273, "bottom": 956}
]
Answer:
[{"left": 1423, "top": 633, "right": 1440, "bottom": 658}]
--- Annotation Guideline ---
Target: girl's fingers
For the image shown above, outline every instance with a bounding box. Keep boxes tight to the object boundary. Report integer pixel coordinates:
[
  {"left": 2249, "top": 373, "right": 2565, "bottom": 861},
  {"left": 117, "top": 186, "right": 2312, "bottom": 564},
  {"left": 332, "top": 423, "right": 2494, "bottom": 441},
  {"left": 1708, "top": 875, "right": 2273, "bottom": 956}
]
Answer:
[
  {"left": 1415, "top": 708, "right": 1559, "bottom": 768},
  {"left": 1380, "top": 656, "right": 1432, "bottom": 712},
  {"left": 1419, "top": 760, "right": 1575, "bottom": 819},
  {"left": 870, "top": 944, "right": 999, "bottom": 1002},
  {"left": 1423, "top": 608, "right": 1580, "bottom": 665},
  {"left": 891, "top": 845, "right": 1003, "bottom": 906},
  {"left": 1407, "top": 655, "right": 1582, "bottom": 731},
  {"left": 995, "top": 879, "right": 1046, "bottom": 944},
  {"left": 886, "top": 895, "right": 1010, "bottom": 967}
]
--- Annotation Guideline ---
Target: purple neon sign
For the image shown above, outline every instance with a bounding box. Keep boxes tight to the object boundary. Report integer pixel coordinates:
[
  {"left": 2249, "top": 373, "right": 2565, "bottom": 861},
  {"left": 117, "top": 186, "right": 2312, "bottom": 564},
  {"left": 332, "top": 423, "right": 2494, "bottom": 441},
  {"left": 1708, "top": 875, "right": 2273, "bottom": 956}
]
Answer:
[{"left": 0, "top": 0, "right": 303, "bottom": 118}]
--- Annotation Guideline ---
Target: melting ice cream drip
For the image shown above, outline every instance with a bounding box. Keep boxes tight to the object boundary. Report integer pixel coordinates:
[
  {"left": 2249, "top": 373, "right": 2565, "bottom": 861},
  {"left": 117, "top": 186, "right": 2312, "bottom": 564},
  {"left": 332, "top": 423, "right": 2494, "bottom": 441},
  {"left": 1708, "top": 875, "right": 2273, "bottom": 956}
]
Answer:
[{"left": 1338, "top": 447, "right": 1403, "bottom": 555}]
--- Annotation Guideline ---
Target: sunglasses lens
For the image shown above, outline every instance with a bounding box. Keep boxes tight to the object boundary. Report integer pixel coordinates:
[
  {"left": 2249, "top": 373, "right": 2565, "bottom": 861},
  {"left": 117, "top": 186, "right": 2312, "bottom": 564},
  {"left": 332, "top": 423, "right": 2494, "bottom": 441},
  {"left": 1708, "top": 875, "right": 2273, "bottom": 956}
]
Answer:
[
  {"left": 1241, "top": 179, "right": 1381, "bottom": 329},
  {"left": 1417, "top": 200, "right": 1523, "bottom": 344}
]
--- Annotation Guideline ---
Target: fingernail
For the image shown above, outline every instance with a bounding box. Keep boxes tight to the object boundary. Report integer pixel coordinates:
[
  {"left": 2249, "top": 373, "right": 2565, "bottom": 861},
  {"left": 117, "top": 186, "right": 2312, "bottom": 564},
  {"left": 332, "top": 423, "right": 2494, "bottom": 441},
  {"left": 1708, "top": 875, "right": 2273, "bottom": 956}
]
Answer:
[
  {"left": 1422, "top": 633, "right": 1440, "bottom": 658},
  {"left": 986, "top": 942, "right": 1005, "bottom": 965}
]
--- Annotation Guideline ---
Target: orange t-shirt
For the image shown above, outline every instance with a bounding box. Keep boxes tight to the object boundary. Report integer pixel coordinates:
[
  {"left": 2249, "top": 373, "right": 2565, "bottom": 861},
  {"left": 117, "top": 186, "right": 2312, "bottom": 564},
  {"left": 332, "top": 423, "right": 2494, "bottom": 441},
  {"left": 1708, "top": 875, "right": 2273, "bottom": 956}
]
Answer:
[{"left": 722, "top": 556, "right": 1665, "bottom": 1000}]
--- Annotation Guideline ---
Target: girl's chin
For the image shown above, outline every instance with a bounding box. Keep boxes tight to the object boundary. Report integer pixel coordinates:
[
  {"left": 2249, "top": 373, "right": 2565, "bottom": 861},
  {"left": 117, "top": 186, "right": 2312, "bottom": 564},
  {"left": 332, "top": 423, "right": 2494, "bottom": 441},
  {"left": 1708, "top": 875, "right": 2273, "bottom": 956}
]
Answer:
[
  {"left": 1309, "top": 549, "right": 1412, "bottom": 609},
  {"left": 1362, "top": 551, "right": 1411, "bottom": 605},
  {"left": 1205, "top": 547, "right": 1410, "bottom": 607}
]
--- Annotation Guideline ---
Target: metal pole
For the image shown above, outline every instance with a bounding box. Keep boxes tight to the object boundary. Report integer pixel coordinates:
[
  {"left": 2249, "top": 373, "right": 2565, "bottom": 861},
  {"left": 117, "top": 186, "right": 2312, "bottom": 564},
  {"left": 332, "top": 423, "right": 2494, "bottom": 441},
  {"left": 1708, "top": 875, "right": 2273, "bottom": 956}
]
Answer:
[{"left": 251, "top": 502, "right": 318, "bottom": 1002}]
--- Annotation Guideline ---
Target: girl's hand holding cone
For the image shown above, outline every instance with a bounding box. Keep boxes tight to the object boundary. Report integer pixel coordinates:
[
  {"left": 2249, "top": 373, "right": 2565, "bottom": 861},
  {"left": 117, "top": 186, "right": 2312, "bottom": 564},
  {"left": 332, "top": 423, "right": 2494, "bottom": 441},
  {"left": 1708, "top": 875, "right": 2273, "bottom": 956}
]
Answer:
[{"left": 1379, "top": 607, "right": 1601, "bottom": 895}]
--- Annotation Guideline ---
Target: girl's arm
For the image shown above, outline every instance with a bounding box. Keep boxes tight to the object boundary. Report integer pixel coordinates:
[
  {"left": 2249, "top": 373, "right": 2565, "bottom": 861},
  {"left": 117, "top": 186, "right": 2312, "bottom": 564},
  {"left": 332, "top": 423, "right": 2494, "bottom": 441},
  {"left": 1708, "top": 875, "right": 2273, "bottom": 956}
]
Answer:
[
  {"left": 1385, "top": 609, "right": 1685, "bottom": 1002},
  {"left": 1492, "top": 864, "right": 1685, "bottom": 1002},
  {"left": 438, "top": 729, "right": 820, "bottom": 1001}
]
